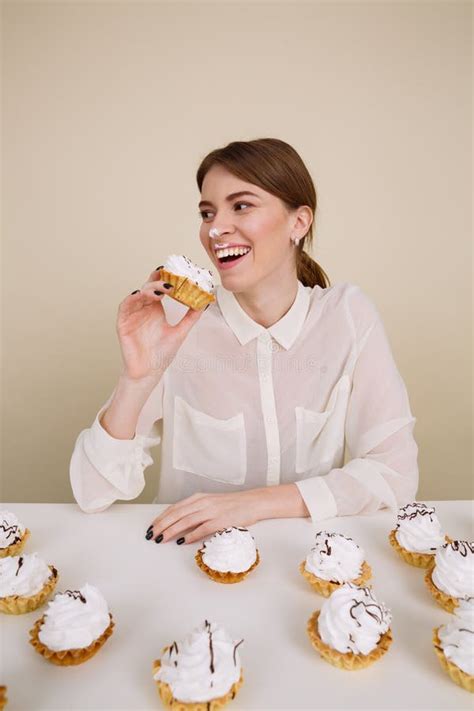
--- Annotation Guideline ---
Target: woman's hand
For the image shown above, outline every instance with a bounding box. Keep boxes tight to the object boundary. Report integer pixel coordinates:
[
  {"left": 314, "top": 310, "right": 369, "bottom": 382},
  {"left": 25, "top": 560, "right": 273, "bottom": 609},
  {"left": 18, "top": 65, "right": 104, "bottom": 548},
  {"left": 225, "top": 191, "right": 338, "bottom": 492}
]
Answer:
[
  {"left": 117, "top": 267, "right": 205, "bottom": 381},
  {"left": 146, "top": 485, "right": 310, "bottom": 545}
]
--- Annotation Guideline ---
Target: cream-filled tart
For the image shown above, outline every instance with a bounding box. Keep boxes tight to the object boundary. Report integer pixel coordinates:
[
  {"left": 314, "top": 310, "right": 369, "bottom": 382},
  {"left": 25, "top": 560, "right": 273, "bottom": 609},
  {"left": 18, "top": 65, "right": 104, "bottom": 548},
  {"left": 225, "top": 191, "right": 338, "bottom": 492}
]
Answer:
[
  {"left": 389, "top": 502, "right": 447, "bottom": 568},
  {"left": 157, "top": 255, "right": 215, "bottom": 311},
  {"left": 300, "top": 531, "right": 371, "bottom": 596},
  {"left": 195, "top": 527, "right": 260, "bottom": 584},
  {"left": 152, "top": 620, "right": 244, "bottom": 709},
  {"left": 29, "top": 583, "right": 114, "bottom": 665},
  {"left": 425, "top": 540, "right": 474, "bottom": 612},
  {"left": 433, "top": 596, "right": 474, "bottom": 692},
  {"left": 0, "top": 553, "right": 58, "bottom": 614},
  {"left": 307, "top": 583, "right": 393, "bottom": 670},
  {"left": 0, "top": 510, "right": 30, "bottom": 558}
]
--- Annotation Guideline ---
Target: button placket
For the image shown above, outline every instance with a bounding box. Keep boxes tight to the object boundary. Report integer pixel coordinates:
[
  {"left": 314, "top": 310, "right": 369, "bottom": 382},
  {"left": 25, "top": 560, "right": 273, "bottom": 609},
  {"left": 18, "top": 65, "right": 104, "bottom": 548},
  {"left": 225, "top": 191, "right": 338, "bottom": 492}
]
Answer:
[{"left": 256, "top": 332, "right": 281, "bottom": 486}]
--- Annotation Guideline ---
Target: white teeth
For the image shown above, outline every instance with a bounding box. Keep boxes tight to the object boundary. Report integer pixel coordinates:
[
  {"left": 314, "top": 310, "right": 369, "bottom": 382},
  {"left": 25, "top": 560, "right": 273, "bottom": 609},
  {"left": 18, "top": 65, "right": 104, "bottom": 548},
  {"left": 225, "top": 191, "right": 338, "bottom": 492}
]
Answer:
[{"left": 216, "top": 247, "right": 251, "bottom": 259}]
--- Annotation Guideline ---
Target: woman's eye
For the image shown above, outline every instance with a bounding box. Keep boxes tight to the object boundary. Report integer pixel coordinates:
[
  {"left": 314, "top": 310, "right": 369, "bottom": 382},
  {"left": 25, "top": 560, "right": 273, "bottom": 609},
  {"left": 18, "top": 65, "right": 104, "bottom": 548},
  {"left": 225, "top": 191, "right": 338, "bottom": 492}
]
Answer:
[{"left": 198, "top": 202, "right": 251, "bottom": 220}]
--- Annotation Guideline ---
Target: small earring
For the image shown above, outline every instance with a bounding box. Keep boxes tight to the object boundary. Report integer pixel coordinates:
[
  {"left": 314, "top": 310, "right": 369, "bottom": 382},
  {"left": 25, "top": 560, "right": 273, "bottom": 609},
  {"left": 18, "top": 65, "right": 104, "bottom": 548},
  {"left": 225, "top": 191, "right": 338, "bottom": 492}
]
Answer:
[{"left": 291, "top": 235, "right": 300, "bottom": 247}]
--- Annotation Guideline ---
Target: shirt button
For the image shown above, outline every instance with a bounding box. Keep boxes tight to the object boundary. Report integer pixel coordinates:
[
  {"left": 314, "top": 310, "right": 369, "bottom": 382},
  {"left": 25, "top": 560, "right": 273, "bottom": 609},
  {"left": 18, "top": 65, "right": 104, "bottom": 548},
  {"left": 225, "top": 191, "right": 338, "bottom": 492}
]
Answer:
[{"left": 271, "top": 341, "right": 280, "bottom": 352}]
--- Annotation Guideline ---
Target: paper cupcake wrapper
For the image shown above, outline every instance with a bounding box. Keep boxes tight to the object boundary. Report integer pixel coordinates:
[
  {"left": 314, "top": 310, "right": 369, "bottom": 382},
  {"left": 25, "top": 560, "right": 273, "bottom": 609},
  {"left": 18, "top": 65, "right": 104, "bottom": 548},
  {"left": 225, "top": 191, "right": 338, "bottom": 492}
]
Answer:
[
  {"left": 152, "top": 656, "right": 243, "bottom": 709},
  {"left": 157, "top": 269, "right": 216, "bottom": 311},
  {"left": 0, "top": 565, "right": 58, "bottom": 614},
  {"left": 424, "top": 563, "right": 460, "bottom": 613},
  {"left": 433, "top": 627, "right": 474, "bottom": 693},
  {"left": 388, "top": 530, "right": 451, "bottom": 568},
  {"left": 299, "top": 560, "right": 372, "bottom": 596},
  {"left": 29, "top": 613, "right": 114, "bottom": 666},
  {"left": 0, "top": 528, "right": 30, "bottom": 558},
  {"left": 195, "top": 548, "right": 260, "bottom": 584},
  {"left": 306, "top": 610, "right": 393, "bottom": 670},
  {"left": 0, "top": 685, "right": 7, "bottom": 710}
]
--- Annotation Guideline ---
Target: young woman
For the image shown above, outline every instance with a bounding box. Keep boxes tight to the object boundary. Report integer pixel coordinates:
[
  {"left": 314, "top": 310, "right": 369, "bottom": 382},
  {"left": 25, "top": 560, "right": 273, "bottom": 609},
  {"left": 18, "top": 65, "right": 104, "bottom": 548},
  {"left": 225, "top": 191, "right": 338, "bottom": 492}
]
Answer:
[{"left": 70, "top": 138, "right": 418, "bottom": 545}]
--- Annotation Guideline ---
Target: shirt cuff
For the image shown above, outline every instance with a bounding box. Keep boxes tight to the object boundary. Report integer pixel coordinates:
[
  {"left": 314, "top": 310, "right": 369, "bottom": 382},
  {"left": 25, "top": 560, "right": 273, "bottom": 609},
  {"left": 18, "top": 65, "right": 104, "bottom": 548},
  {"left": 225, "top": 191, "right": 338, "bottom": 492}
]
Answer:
[
  {"left": 83, "top": 402, "right": 161, "bottom": 491},
  {"left": 294, "top": 476, "right": 338, "bottom": 523}
]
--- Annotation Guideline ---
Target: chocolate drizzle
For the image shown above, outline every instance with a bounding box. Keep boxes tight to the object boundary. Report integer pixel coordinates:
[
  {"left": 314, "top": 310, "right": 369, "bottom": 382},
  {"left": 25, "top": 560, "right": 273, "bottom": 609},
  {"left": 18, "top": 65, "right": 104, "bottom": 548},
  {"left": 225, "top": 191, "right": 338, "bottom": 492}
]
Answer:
[
  {"left": 448, "top": 541, "right": 474, "bottom": 557},
  {"left": 0, "top": 521, "right": 21, "bottom": 544},
  {"left": 15, "top": 556, "right": 24, "bottom": 576},
  {"left": 64, "top": 590, "right": 86, "bottom": 604},
  {"left": 349, "top": 587, "right": 386, "bottom": 627},
  {"left": 233, "top": 639, "right": 244, "bottom": 666},
  {"left": 397, "top": 502, "right": 434, "bottom": 523},
  {"left": 204, "top": 620, "right": 215, "bottom": 674}
]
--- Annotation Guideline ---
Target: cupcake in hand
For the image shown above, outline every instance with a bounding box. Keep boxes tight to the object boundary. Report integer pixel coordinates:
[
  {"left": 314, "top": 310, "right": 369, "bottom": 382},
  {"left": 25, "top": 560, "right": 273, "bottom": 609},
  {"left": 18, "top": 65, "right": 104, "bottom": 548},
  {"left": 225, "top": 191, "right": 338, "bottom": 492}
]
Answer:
[
  {"left": 157, "top": 255, "right": 215, "bottom": 311},
  {"left": 433, "top": 596, "right": 474, "bottom": 693},
  {"left": 425, "top": 540, "right": 474, "bottom": 612},
  {"left": 0, "top": 510, "right": 30, "bottom": 558},
  {"left": 389, "top": 502, "right": 447, "bottom": 568},
  {"left": 29, "top": 584, "right": 114, "bottom": 665},
  {"left": 152, "top": 620, "right": 244, "bottom": 709},
  {"left": 307, "top": 583, "right": 393, "bottom": 670},
  {"left": 0, "top": 553, "right": 58, "bottom": 614},
  {"left": 195, "top": 527, "right": 260, "bottom": 584},
  {"left": 300, "top": 532, "right": 371, "bottom": 596}
]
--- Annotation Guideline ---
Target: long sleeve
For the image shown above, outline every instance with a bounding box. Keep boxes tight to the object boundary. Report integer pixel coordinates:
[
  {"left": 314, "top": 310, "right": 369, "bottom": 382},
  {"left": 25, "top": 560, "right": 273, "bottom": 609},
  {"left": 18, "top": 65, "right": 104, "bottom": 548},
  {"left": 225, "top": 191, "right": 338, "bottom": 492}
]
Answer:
[
  {"left": 295, "top": 287, "right": 419, "bottom": 523},
  {"left": 69, "top": 379, "right": 164, "bottom": 513}
]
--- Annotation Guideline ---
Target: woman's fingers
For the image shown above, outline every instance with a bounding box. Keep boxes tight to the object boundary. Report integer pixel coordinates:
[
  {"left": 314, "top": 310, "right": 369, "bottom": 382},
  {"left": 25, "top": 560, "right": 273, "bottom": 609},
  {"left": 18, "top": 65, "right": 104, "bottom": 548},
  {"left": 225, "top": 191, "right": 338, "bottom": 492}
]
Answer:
[
  {"left": 140, "top": 279, "right": 175, "bottom": 294},
  {"left": 147, "top": 495, "right": 208, "bottom": 539},
  {"left": 151, "top": 500, "right": 205, "bottom": 533},
  {"left": 156, "top": 512, "right": 212, "bottom": 543},
  {"left": 183, "top": 520, "right": 222, "bottom": 545}
]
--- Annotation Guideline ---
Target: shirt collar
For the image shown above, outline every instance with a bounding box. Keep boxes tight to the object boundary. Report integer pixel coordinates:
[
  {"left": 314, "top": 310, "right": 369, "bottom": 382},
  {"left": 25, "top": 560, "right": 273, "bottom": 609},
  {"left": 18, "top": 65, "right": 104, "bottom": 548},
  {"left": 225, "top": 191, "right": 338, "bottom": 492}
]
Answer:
[{"left": 216, "top": 280, "right": 311, "bottom": 350}]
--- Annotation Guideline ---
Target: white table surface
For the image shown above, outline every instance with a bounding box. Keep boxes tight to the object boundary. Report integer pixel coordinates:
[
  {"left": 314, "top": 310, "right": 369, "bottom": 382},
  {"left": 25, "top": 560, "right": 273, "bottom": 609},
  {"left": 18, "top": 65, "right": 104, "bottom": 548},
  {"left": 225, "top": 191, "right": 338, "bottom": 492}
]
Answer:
[{"left": 0, "top": 501, "right": 473, "bottom": 711}]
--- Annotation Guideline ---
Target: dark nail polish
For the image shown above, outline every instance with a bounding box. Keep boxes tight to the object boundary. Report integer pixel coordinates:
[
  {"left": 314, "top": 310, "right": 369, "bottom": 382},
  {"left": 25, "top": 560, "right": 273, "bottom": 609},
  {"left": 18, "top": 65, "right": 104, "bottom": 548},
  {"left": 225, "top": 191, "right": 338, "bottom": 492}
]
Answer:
[
  {"left": 163, "top": 283, "right": 173, "bottom": 289},
  {"left": 145, "top": 530, "right": 154, "bottom": 540},
  {"left": 131, "top": 290, "right": 140, "bottom": 295},
  {"left": 155, "top": 265, "right": 164, "bottom": 271},
  {"left": 154, "top": 290, "right": 163, "bottom": 296},
  {"left": 154, "top": 534, "right": 164, "bottom": 543},
  {"left": 205, "top": 304, "right": 210, "bottom": 310},
  {"left": 146, "top": 525, "right": 153, "bottom": 534},
  {"left": 176, "top": 537, "right": 185, "bottom": 545}
]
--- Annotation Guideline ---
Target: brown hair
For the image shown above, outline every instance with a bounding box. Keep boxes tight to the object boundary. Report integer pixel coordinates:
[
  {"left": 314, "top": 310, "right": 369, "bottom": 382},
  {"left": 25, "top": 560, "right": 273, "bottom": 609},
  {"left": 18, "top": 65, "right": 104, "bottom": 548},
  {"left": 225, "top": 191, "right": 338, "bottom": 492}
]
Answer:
[{"left": 196, "top": 138, "right": 330, "bottom": 289}]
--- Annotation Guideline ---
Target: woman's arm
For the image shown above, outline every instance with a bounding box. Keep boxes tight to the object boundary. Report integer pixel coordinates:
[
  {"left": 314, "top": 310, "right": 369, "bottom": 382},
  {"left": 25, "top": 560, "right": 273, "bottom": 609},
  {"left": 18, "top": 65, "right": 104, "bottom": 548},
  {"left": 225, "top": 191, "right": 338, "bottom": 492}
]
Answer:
[
  {"left": 147, "top": 483, "right": 309, "bottom": 544},
  {"left": 70, "top": 375, "right": 163, "bottom": 513}
]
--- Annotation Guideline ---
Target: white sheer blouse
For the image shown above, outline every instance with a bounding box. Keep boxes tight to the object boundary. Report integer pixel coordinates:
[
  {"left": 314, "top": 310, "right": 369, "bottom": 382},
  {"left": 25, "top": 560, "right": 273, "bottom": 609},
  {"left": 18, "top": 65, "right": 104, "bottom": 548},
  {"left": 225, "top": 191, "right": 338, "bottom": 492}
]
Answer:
[{"left": 70, "top": 280, "right": 419, "bottom": 523}]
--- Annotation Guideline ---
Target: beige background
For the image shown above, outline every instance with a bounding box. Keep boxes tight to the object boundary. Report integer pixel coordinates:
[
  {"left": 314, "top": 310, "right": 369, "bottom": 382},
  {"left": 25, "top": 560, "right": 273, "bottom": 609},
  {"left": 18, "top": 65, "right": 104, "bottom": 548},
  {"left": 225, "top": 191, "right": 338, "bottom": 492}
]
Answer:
[{"left": 2, "top": 1, "right": 472, "bottom": 504}]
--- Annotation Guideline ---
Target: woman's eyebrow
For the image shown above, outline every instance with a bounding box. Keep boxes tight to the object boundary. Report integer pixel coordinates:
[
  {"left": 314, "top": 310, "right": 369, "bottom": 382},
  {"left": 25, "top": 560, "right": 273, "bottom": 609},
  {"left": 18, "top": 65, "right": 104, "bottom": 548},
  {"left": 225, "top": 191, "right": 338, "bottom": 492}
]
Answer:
[{"left": 198, "top": 191, "right": 261, "bottom": 209}]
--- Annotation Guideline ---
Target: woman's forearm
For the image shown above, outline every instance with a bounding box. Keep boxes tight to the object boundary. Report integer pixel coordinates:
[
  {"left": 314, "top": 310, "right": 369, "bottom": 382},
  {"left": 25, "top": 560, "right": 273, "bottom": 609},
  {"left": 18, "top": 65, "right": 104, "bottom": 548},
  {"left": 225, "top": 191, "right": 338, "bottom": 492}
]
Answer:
[
  {"left": 100, "top": 372, "right": 163, "bottom": 440},
  {"left": 254, "top": 483, "right": 310, "bottom": 520}
]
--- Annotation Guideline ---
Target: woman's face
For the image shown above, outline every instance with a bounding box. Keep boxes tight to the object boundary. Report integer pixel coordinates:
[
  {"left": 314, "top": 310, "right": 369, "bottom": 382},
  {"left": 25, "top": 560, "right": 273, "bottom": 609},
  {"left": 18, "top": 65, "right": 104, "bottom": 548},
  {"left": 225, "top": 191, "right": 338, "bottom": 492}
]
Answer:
[{"left": 199, "top": 165, "right": 311, "bottom": 292}]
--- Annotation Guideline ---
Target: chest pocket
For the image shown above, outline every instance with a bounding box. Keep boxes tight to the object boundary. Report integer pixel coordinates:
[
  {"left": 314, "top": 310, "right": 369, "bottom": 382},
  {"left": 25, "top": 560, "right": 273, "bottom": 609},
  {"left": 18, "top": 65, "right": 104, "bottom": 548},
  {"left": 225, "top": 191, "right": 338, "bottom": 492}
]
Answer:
[
  {"left": 172, "top": 395, "right": 247, "bottom": 485},
  {"left": 295, "top": 374, "right": 351, "bottom": 476}
]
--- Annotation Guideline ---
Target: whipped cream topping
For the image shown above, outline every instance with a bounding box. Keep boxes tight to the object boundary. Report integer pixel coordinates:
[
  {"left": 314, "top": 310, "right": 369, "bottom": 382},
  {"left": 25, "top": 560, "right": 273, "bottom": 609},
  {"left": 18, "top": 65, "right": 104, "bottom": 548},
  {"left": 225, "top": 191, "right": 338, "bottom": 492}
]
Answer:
[
  {"left": 38, "top": 584, "right": 110, "bottom": 651},
  {"left": 318, "top": 583, "right": 392, "bottom": 655},
  {"left": 163, "top": 255, "right": 215, "bottom": 294},
  {"left": 305, "top": 531, "right": 365, "bottom": 583},
  {"left": 395, "top": 502, "right": 445, "bottom": 553},
  {"left": 432, "top": 541, "right": 474, "bottom": 598},
  {"left": 201, "top": 527, "right": 257, "bottom": 573},
  {"left": 0, "top": 510, "right": 25, "bottom": 548},
  {"left": 0, "top": 553, "right": 54, "bottom": 598},
  {"left": 438, "top": 596, "right": 474, "bottom": 675},
  {"left": 154, "top": 620, "right": 243, "bottom": 703}
]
